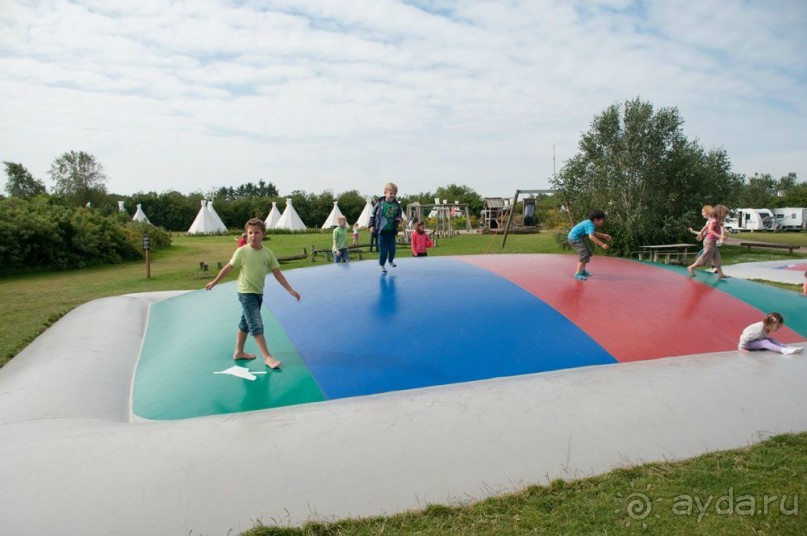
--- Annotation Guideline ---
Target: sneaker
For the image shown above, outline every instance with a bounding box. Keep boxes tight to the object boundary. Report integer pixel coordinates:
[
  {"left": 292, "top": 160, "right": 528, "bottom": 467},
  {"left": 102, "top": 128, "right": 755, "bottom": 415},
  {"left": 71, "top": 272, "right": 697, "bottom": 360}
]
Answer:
[
  {"left": 574, "top": 273, "right": 587, "bottom": 281},
  {"left": 389, "top": 262, "right": 397, "bottom": 268},
  {"left": 379, "top": 265, "right": 387, "bottom": 274},
  {"left": 581, "top": 269, "right": 592, "bottom": 277},
  {"left": 782, "top": 347, "right": 802, "bottom": 355}
]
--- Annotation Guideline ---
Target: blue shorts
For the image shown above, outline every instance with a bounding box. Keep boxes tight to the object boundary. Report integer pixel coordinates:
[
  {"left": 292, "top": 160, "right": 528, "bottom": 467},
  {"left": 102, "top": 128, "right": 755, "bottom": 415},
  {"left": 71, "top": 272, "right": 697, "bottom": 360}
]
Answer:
[{"left": 237, "top": 292, "right": 264, "bottom": 336}]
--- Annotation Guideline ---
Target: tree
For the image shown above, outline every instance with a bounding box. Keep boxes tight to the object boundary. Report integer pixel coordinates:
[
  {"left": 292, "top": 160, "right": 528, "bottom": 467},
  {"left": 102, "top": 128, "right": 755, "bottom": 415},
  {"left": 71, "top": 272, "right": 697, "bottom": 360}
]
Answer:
[
  {"left": 48, "top": 151, "right": 109, "bottom": 207},
  {"left": 434, "top": 184, "right": 484, "bottom": 216},
  {"left": 551, "top": 98, "right": 743, "bottom": 253},
  {"left": 4, "top": 162, "right": 46, "bottom": 199},
  {"left": 212, "top": 179, "right": 279, "bottom": 200},
  {"left": 336, "top": 189, "right": 366, "bottom": 224}
]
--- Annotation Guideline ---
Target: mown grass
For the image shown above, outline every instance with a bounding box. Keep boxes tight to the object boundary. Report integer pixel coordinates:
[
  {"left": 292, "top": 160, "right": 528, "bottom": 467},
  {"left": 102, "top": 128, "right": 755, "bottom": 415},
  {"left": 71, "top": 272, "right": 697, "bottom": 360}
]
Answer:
[{"left": 244, "top": 432, "right": 807, "bottom": 535}]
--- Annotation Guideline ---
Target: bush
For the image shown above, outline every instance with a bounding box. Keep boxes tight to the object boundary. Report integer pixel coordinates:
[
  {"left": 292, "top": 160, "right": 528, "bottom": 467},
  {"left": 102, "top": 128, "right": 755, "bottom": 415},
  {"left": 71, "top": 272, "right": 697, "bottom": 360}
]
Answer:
[{"left": 0, "top": 197, "right": 171, "bottom": 276}]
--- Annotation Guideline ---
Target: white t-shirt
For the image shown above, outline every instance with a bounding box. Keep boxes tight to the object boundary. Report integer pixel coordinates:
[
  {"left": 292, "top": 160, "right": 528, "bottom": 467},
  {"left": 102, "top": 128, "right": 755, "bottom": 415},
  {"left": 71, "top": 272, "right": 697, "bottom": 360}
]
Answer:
[{"left": 738, "top": 321, "right": 767, "bottom": 350}]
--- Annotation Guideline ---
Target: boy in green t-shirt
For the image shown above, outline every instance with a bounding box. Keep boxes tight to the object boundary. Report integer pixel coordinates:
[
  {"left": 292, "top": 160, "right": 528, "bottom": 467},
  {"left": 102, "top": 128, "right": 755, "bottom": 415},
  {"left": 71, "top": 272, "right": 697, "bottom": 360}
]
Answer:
[
  {"left": 332, "top": 215, "right": 349, "bottom": 263},
  {"left": 205, "top": 218, "right": 301, "bottom": 368}
]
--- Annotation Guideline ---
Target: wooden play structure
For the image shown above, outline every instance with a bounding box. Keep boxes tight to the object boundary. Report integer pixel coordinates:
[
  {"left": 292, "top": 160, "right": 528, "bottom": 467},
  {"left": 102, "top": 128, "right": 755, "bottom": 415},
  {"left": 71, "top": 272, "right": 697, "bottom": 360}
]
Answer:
[
  {"left": 500, "top": 189, "right": 555, "bottom": 247},
  {"left": 406, "top": 200, "right": 472, "bottom": 239}
]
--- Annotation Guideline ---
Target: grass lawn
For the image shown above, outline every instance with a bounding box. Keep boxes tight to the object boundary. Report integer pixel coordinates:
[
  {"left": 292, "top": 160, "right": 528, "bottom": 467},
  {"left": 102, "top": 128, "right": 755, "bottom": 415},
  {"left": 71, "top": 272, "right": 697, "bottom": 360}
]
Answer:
[{"left": 2, "top": 229, "right": 806, "bottom": 534}]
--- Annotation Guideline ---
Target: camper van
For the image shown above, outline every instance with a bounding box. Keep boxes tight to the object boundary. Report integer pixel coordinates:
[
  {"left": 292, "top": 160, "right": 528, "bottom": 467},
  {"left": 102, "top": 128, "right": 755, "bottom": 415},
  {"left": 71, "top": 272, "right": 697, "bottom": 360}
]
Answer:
[
  {"left": 772, "top": 207, "right": 807, "bottom": 231},
  {"left": 725, "top": 208, "right": 775, "bottom": 232}
]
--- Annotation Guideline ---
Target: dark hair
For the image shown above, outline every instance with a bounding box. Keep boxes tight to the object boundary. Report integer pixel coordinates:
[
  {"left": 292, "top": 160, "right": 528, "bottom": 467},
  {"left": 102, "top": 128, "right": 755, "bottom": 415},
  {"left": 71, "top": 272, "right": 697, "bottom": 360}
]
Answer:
[
  {"left": 587, "top": 209, "right": 605, "bottom": 221},
  {"left": 763, "top": 312, "right": 784, "bottom": 329}
]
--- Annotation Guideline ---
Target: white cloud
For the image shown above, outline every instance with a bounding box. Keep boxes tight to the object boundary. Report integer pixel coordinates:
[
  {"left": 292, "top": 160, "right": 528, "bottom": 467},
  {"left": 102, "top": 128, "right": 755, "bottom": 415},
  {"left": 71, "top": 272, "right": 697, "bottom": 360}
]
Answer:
[{"left": 1, "top": 0, "right": 804, "bottom": 197}]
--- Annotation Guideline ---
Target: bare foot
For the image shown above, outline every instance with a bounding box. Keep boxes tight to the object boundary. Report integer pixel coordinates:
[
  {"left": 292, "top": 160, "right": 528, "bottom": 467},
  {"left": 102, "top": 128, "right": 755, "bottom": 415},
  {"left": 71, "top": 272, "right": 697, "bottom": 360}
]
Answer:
[
  {"left": 687, "top": 267, "right": 696, "bottom": 277},
  {"left": 717, "top": 274, "right": 730, "bottom": 279},
  {"left": 233, "top": 352, "right": 257, "bottom": 360},
  {"left": 264, "top": 356, "right": 282, "bottom": 369}
]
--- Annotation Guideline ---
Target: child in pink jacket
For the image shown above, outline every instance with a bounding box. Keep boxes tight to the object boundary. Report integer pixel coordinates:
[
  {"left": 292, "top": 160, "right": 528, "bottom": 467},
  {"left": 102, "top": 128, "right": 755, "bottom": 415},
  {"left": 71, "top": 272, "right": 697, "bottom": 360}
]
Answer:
[{"left": 411, "top": 220, "right": 434, "bottom": 257}]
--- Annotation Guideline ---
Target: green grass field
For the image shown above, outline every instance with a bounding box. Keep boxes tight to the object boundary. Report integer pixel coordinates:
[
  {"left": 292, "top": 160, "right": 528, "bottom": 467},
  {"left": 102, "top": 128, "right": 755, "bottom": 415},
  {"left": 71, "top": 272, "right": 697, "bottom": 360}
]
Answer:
[{"left": 2, "top": 229, "right": 806, "bottom": 534}]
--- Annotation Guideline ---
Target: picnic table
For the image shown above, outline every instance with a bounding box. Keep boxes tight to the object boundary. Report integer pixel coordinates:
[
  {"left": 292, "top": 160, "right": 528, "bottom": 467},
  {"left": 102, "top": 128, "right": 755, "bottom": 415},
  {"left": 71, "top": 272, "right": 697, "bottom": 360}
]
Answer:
[{"left": 639, "top": 243, "right": 696, "bottom": 264}]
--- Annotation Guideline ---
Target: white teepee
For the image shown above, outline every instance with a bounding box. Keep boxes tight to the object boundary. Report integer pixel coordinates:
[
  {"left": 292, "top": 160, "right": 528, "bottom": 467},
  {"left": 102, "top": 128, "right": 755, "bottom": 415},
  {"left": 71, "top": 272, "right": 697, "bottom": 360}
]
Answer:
[
  {"left": 264, "top": 202, "right": 281, "bottom": 229},
  {"left": 275, "top": 198, "right": 306, "bottom": 231},
  {"left": 117, "top": 200, "right": 126, "bottom": 212},
  {"left": 206, "top": 200, "right": 228, "bottom": 231},
  {"left": 355, "top": 198, "right": 374, "bottom": 228},
  {"left": 321, "top": 201, "right": 344, "bottom": 229},
  {"left": 132, "top": 203, "right": 151, "bottom": 224},
  {"left": 188, "top": 200, "right": 226, "bottom": 234}
]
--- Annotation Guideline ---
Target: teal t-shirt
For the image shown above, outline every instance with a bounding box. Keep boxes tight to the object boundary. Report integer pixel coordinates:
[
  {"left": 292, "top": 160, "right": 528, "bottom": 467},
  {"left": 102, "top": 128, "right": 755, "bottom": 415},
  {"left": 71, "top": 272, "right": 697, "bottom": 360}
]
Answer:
[
  {"left": 568, "top": 220, "right": 596, "bottom": 241},
  {"left": 229, "top": 245, "right": 280, "bottom": 295}
]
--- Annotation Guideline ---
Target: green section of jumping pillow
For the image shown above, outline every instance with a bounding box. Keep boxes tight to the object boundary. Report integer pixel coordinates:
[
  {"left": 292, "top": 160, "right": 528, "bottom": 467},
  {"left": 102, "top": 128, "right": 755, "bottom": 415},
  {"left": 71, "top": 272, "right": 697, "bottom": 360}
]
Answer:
[{"left": 132, "top": 284, "right": 326, "bottom": 420}]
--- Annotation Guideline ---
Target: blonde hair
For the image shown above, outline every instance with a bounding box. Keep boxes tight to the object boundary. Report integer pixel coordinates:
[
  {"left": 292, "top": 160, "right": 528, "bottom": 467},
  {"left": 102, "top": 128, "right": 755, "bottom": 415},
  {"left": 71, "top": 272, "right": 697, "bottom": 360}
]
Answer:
[
  {"left": 384, "top": 182, "right": 398, "bottom": 195},
  {"left": 336, "top": 215, "right": 347, "bottom": 223},
  {"left": 711, "top": 204, "right": 728, "bottom": 222},
  {"left": 701, "top": 205, "right": 713, "bottom": 215}
]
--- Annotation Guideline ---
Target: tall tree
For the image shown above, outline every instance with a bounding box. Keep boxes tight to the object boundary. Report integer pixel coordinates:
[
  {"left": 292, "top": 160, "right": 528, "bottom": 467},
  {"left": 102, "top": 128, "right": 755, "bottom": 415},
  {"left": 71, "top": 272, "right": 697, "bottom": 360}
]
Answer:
[
  {"left": 551, "top": 98, "right": 743, "bottom": 253},
  {"left": 48, "top": 151, "right": 108, "bottom": 206},
  {"left": 4, "top": 161, "right": 46, "bottom": 198}
]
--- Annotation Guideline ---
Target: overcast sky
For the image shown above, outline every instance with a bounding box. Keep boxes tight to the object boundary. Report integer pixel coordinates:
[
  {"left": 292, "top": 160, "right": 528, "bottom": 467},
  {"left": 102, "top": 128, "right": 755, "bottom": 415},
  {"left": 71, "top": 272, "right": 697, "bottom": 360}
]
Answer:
[{"left": 1, "top": 0, "right": 805, "bottom": 199}]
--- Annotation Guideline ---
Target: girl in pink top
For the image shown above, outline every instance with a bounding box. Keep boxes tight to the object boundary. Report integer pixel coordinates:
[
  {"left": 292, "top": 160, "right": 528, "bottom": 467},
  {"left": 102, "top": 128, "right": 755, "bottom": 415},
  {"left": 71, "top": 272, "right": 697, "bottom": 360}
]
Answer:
[
  {"left": 411, "top": 220, "right": 434, "bottom": 257},
  {"left": 688, "top": 204, "right": 728, "bottom": 279}
]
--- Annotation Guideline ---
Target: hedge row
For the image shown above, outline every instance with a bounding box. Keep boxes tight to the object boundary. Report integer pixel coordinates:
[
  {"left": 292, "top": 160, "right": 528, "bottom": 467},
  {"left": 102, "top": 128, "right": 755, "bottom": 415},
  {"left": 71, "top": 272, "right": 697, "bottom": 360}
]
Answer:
[{"left": 0, "top": 197, "right": 171, "bottom": 276}]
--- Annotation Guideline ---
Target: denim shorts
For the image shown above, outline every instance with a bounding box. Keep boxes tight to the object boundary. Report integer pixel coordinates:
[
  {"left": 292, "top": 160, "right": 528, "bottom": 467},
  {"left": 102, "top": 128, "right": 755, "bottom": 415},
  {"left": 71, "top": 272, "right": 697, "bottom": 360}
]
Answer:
[
  {"left": 333, "top": 248, "right": 349, "bottom": 263},
  {"left": 237, "top": 292, "right": 264, "bottom": 336}
]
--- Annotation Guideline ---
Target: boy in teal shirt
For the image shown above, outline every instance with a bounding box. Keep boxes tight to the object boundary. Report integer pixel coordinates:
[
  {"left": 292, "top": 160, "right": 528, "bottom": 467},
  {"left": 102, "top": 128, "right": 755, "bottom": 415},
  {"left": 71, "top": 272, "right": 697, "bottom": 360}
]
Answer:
[
  {"left": 206, "top": 218, "right": 301, "bottom": 368},
  {"left": 567, "top": 209, "right": 611, "bottom": 281}
]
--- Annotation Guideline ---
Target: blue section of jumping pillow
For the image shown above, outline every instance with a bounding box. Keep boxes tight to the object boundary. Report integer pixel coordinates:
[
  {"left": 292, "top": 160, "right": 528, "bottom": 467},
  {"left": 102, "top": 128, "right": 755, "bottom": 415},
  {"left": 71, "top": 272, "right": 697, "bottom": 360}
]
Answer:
[{"left": 262, "top": 257, "right": 617, "bottom": 400}]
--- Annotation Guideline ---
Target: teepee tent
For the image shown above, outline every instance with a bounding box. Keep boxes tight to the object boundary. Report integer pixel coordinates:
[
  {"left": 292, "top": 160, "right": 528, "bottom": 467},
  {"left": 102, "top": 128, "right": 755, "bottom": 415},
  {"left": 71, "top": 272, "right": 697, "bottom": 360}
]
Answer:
[
  {"left": 265, "top": 202, "right": 281, "bottom": 229},
  {"left": 355, "top": 198, "right": 374, "bottom": 228},
  {"left": 132, "top": 203, "right": 151, "bottom": 224},
  {"left": 321, "top": 201, "right": 344, "bottom": 229},
  {"left": 206, "top": 200, "right": 228, "bottom": 231},
  {"left": 275, "top": 198, "right": 306, "bottom": 231},
  {"left": 188, "top": 200, "right": 226, "bottom": 234}
]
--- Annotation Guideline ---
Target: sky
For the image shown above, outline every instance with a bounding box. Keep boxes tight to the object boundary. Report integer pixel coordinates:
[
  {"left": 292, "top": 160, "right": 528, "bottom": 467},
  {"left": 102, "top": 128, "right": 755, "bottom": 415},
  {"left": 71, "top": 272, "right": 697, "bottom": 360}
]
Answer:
[{"left": 1, "top": 0, "right": 805, "bottom": 199}]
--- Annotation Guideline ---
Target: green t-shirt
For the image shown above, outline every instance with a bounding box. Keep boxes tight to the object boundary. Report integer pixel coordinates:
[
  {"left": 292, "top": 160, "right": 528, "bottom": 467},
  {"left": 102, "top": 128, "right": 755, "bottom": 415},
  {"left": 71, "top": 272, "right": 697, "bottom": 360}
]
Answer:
[
  {"left": 381, "top": 200, "right": 398, "bottom": 231},
  {"left": 229, "top": 245, "right": 280, "bottom": 295},
  {"left": 333, "top": 226, "right": 348, "bottom": 250}
]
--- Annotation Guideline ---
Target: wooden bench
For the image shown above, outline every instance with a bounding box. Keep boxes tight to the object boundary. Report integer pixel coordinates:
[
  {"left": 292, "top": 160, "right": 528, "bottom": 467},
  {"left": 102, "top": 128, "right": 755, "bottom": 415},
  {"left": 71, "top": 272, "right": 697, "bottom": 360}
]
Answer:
[
  {"left": 639, "top": 243, "right": 696, "bottom": 264},
  {"left": 311, "top": 245, "right": 366, "bottom": 262},
  {"left": 739, "top": 242, "right": 801, "bottom": 254}
]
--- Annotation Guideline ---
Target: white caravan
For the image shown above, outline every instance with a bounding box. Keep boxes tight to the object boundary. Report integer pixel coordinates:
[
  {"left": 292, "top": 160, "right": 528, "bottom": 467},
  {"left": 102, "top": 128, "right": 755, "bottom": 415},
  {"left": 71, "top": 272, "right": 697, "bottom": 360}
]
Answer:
[
  {"left": 725, "top": 208, "right": 774, "bottom": 232},
  {"left": 772, "top": 207, "right": 807, "bottom": 231}
]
